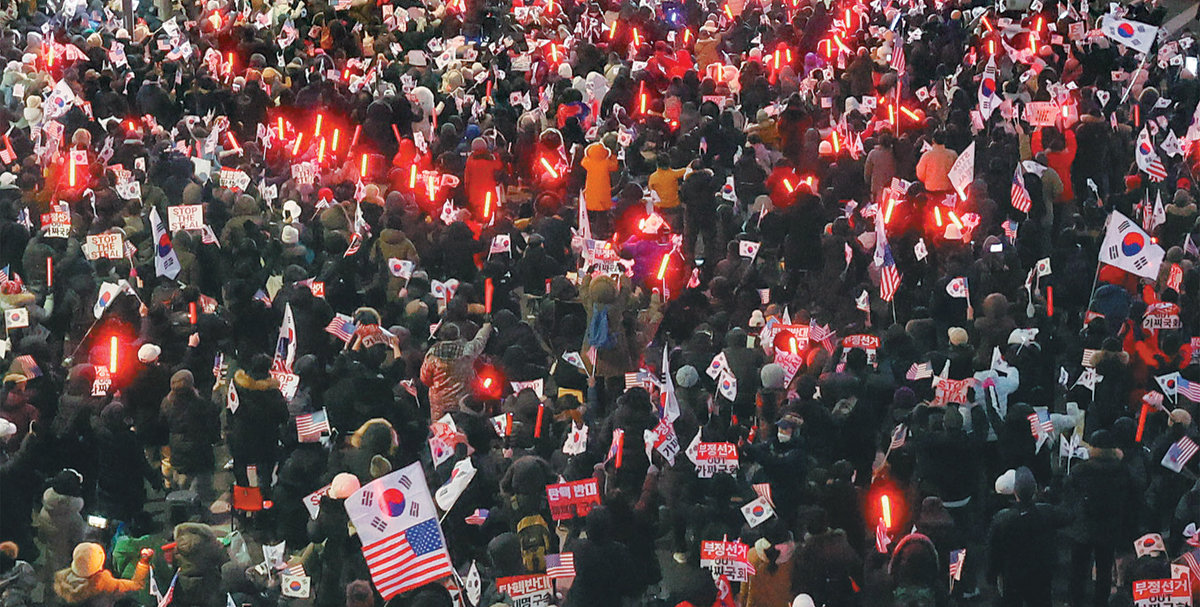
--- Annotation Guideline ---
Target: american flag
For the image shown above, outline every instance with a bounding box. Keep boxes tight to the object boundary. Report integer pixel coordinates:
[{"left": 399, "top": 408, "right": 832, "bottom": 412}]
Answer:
[
  {"left": 1179, "top": 547, "right": 1200, "bottom": 582},
  {"left": 948, "top": 548, "right": 966, "bottom": 582},
  {"left": 889, "top": 424, "right": 907, "bottom": 451},
  {"left": 324, "top": 313, "right": 357, "bottom": 343},
  {"left": 879, "top": 242, "right": 901, "bottom": 302},
  {"left": 809, "top": 323, "right": 836, "bottom": 353},
  {"left": 362, "top": 518, "right": 455, "bottom": 599},
  {"left": 464, "top": 508, "right": 489, "bottom": 526},
  {"left": 1010, "top": 166, "right": 1032, "bottom": 213},
  {"left": 296, "top": 409, "right": 331, "bottom": 442},
  {"left": 1027, "top": 410, "right": 1054, "bottom": 439},
  {"left": 253, "top": 289, "right": 273, "bottom": 307},
  {"left": 1178, "top": 377, "right": 1200, "bottom": 402},
  {"left": 155, "top": 572, "right": 177, "bottom": 607},
  {"left": 624, "top": 370, "right": 655, "bottom": 390},
  {"left": 284, "top": 563, "right": 305, "bottom": 576},
  {"left": 906, "top": 362, "right": 932, "bottom": 380},
  {"left": 1144, "top": 156, "right": 1168, "bottom": 182},
  {"left": 344, "top": 233, "right": 362, "bottom": 257},
  {"left": 545, "top": 553, "right": 576, "bottom": 579},
  {"left": 875, "top": 518, "right": 891, "bottom": 553},
  {"left": 1165, "top": 436, "right": 1199, "bottom": 470},
  {"left": 0, "top": 265, "right": 8, "bottom": 283},
  {"left": 752, "top": 483, "right": 774, "bottom": 507},
  {"left": 13, "top": 355, "right": 40, "bottom": 378},
  {"left": 1003, "top": 219, "right": 1018, "bottom": 242},
  {"left": 890, "top": 43, "right": 905, "bottom": 73}
]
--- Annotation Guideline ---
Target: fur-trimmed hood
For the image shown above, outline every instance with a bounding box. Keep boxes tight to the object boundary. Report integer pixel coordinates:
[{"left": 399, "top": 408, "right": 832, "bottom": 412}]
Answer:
[{"left": 233, "top": 369, "right": 279, "bottom": 391}]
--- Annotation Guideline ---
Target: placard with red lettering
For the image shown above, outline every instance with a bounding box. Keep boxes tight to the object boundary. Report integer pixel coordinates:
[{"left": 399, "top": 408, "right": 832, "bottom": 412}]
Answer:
[
  {"left": 495, "top": 574, "right": 553, "bottom": 607},
  {"left": 932, "top": 376, "right": 974, "bottom": 407},
  {"left": 85, "top": 233, "right": 125, "bottom": 259},
  {"left": 41, "top": 211, "right": 70, "bottom": 238},
  {"left": 1133, "top": 578, "right": 1191, "bottom": 607},
  {"left": 841, "top": 334, "right": 880, "bottom": 367},
  {"left": 168, "top": 204, "right": 205, "bottom": 231},
  {"left": 700, "top": 540, "right": 755, "bottom": 582},
  {"left": 1144, "top": 302, "right": 1182, "bottom": 331},
  {"left": 694, "top": 442, "right": 739, "bottom": 478},
  {"left": 545, "top": 478, "right": 601, "bottom": 521}
]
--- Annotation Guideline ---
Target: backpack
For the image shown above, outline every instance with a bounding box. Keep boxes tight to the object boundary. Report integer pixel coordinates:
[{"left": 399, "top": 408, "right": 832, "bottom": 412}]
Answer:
[
  {"left": 516, "top": 514, "right": 553, "bottom": 573},
  {"left": 587, "top": 304, "right": 614, "bottom": 350}
]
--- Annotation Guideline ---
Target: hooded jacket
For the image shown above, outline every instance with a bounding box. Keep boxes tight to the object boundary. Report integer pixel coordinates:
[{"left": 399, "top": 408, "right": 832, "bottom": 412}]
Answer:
[
  {"left": 580, "top": 143, "right": 618, "bottom": 212},
  {"left": 419, "top": 324, "right": 493, "bottom": 420},
  {"left": 227, "top": 370, "right": 289, "bottom": 464}
]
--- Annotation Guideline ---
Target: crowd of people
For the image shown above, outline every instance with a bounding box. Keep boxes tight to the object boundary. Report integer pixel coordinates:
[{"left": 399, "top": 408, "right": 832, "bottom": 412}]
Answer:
[{"left": 1, "top": 0, "right": 1200, "bottom": 605}]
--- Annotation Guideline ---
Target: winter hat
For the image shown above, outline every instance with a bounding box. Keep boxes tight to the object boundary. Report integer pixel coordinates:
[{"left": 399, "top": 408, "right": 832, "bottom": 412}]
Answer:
[
  {"left": 675, "top": 365, "right": 699, "bottom": 388},
  {"left": 947, "top": 326, "right": 968, "bottom": 346},
  {"left": 1013, "top": 466, "right": 1036, "bottom": 502},
  {"left": 329, "top": 473, "right": 361, "bottom": 499},
  {"left": 346, "top": 580, "right": 376, "bottom": 607},
  {"left": 281, "top": 225, "right": 300, "bottom": 245},
  {"left": 137, "top": 343, "right": 161, "bottom": 363},
  {"left": 1170, "top": 408, "right": 1193, "bottom": 427},
  {"left": 170, "top": 370, "right": 194, "bottom": 391},
  {"left": 792, "top": 596, "right": 816, "bottom": 607},
  {"left": 0, "top": 541, "right": 17, "bottom": 559},
  {"left": 749, "top": 310, "right": 765, "bottom": 327},
  {"left": 760, "top": 363, "right": 786, "bottom": 390},
  {"left": 70, "top": 543, "right": 106, "bottom": 577},
  {"left": 52, "top": 469, "right": 84, "bottom": 497},
  {"left": 995, "top": 469, "right": 1016, "bottom": 495},
  {"left": 0, "top": 418, "right": 16, "bottom": 440}
]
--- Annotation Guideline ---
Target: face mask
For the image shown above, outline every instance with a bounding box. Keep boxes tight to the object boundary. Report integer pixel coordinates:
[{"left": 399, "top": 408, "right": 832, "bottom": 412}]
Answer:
[{"left": 777, "top": 431, "right": 792, "bottom": 443}]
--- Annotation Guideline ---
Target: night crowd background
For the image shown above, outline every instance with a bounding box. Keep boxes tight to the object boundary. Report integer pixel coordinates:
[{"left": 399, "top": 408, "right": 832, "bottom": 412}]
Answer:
[{"left": 1, "top": 0, "right": 1200, "bottom": 606}]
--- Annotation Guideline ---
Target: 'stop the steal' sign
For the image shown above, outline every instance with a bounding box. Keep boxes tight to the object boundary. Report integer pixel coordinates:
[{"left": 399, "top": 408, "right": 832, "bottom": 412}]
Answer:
[
  {"left": 168, "top": 204, "right": 204, "bottom": 231},
  {"left": 545, "top": 478, "right": 600, "bottom": 521}
]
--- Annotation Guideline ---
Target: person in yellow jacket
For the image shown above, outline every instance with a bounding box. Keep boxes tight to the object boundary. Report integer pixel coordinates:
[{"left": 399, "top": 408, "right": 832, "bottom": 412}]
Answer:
[
  {"left": 581, "top": 141, "right": 619, "bottom": 237},
  {"left": 648, "top": 156, "right": 688, "bottom": 230},
  {"left": 54, "top": 542, "right": 153, "bottom": 605}
]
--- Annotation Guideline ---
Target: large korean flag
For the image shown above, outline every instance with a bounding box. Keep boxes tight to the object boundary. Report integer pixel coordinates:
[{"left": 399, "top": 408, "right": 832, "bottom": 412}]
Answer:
[
  {"left": 346, "top": 463, "right": 437, "bottom": 546},
  {"left": 1099, "top": 210, "right": 1164, "bottom": 279},
  {"left": 1102, "top": 16, "right": 1159, "bottom": 55}
]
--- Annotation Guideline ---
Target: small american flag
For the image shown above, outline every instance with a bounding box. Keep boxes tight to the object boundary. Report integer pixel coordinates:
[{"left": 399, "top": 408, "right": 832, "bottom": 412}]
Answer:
[
  {"left": 1027, "top": 411, "right": 1054, "bottom": 440},
  {"left": 13, "top": 355, "right": 41, "bottom": 378},
  {"left": 906, "top": 362, "right": 932, "bottom": 381},
  {"left": 948, "top": 548, "right": 966, "bottom": 583},
  {"left": 888, "top": 424, "right": 907, "bottom": 451},
  {"left": 156, "top": 572, "right": 177, "bottom": 607},
  {"left": 296, "top": 409, "right": 331, "bottom": 442},
  {"left": 1010, "top": 166, "right": 1032, "bottom": 214},
  {"left": 324, "top": 313, "right": 357, "bottom": 343},
  {"left": 879, "top": 242, "right": 901, "bottom": 302},
  {"left": 1145, "top": 156, "right": 1168, "bottom": 182},
  {"left": 0, "top": 265, "right": 8, "bottom": 283},
  {"left": 875, "top": 518, "right": 891, "bottom": 553},
  {"left": 344, "top": 233, "right": 362, "bottom": 257},
  {"left": 1178, "top": 377, "right": 1200, "bottom": 402},
  {"left": 284, "top": 563, "right": 305, "bottom": 576},
  {"left": 253, "top": 289, "right": 273, "bottom": 307},
  {"left": 1003, "top": 219, "right": 1018, "bottom": 242},
  {"left": 1179, "top": 547, "right": 1200, "bottom": 582},
  {"left": 752, "top": 483, "right": 774, "bottom": 507},
  {"left": 624, "top": 370, "right": 655, "bottom": 390},
  {"left": 464, "top": 508, "right": 489, "bottom": 525},
  {"left": 809, "top": 323, "right": 835, "bottom": 353},
  {"left": 546, "top": 553, "right": 576, "bottom": 579},
  {"left": 1163, "top": 436, "right": 1199, "bottom": 472},
  {"left": 890, "top": 43, "right": 905, "bottom": 73}
]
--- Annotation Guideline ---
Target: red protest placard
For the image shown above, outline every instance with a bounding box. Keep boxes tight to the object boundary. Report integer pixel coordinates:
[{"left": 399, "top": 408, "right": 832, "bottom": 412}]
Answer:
[
  {"left": 1132, "top": 578, "right": 1191, "bottom": 606},
  {"left": 545, "top": 478, "right": 600, "bottom": 521},
  {"left": 496, "top": 574, "right": 553, "bottom": 607}
]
